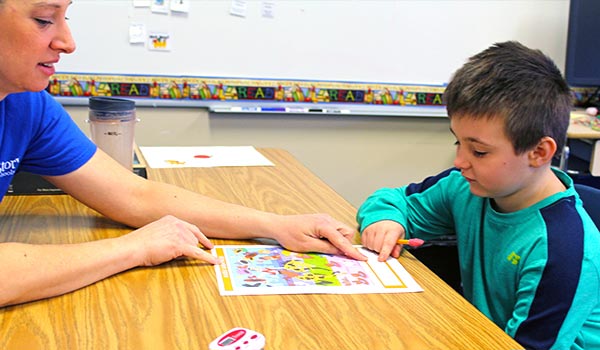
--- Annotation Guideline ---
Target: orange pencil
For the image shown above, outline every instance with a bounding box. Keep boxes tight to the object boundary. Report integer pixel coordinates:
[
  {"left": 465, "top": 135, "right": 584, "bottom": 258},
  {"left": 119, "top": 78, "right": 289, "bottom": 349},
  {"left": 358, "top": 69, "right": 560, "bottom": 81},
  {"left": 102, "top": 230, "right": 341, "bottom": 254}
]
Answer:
[{"left": 397, "top": 238, "right": 425, "bottom": 248}]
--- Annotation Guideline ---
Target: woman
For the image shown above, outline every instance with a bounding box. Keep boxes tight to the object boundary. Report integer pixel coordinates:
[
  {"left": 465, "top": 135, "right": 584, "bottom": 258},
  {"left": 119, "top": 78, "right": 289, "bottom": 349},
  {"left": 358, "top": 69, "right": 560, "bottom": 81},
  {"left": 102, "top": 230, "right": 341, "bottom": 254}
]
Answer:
[{"left": 0, "top": 0, "right": 365, "bottom": 307}]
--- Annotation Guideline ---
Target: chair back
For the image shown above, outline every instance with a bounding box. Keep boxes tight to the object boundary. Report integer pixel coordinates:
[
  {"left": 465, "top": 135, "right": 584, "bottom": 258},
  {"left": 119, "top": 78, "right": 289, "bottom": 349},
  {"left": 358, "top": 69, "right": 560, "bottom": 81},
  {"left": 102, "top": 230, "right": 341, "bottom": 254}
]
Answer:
[{"left": 574, "top": 183, "right": 600, "bottom": 229}]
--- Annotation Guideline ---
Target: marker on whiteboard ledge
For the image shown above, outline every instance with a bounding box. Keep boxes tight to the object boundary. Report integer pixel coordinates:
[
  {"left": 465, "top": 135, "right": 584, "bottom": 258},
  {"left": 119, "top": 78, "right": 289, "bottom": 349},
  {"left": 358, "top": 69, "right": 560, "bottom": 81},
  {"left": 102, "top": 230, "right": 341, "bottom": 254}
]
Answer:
[
  {"left": 330, "top": 109, "right": 351, "bottom": 114},
  {"left": 285, "top": 107, "right": 308, "bottom": 113},
  {"left": 307, "top": 108, "right": 351, "bottom": 114},
  {"left": 209, "top": 328, "right": 265, "bottom": 350},
  {"left": 230, "top": 106, "right": 262, "bottom": 113},
  {"left": 397, "top": 238, "right": 425, "bottom": 248},
  {"left": 261, "top": 107, "right": 286, "bottom": 112}
]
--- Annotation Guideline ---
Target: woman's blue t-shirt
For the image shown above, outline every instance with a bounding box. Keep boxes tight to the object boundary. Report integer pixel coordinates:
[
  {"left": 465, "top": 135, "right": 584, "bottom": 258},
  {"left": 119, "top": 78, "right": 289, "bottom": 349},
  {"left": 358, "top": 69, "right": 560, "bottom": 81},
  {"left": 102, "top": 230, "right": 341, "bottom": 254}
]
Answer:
[{"left": 0, "top": 91, "right": 96, "bottom": 199}]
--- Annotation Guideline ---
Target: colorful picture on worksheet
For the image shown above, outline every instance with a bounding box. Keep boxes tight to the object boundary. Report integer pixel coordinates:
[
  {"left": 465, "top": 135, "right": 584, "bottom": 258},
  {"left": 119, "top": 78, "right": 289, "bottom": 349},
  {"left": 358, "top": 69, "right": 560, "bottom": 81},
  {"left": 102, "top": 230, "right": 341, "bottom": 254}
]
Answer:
[{"left": 213, "top": 245, "right": 423, "bottom": 296}]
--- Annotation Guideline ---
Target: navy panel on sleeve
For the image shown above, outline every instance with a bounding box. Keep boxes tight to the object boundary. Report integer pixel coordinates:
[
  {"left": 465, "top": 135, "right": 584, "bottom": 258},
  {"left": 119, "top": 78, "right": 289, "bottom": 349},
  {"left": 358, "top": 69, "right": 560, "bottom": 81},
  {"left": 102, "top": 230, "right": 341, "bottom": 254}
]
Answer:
[
  {"left": 405, "top": 168, "right": 459, "bottom": 196},
  {"left": 514, "top": 195, "right": 584, "bottom": 349}
]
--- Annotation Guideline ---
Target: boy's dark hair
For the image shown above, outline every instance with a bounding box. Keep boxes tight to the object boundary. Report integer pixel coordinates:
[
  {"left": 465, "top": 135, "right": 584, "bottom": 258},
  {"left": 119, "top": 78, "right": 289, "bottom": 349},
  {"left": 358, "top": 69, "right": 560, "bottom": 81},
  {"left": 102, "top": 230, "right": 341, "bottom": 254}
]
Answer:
[{"left": 444, "top": 41, "right": 572, "bottom": 155}]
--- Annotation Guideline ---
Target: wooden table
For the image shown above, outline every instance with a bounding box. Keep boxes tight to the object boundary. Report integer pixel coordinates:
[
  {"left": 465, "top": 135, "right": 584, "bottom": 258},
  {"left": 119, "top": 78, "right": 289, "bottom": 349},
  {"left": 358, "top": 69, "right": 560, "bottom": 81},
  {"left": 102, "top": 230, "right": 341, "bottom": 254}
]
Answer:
[
  {"left": 0, "top": 148, "right": 522, "bottom": 349},
  {"left": 568, "top": 110, "right": 600, "bottom": 139},
  {"left": 567, "top": 111, "right": 600, "bottom": 175}
]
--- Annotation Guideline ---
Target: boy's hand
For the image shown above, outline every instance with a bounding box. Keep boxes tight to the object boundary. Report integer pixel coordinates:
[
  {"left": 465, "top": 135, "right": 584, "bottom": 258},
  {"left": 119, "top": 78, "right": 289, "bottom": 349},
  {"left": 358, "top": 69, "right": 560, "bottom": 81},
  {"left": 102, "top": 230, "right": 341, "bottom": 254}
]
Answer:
[{"left": 360, "top": 220, "right": 406, "bottom": 261}]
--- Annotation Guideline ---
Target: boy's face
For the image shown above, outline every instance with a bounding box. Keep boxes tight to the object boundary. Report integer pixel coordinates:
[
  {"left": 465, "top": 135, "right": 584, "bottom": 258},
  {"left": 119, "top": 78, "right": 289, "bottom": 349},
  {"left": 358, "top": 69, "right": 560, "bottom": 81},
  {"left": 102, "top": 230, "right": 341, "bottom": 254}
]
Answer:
[
  {"left": 451, "top": 116, "right": 534, "bottom": 201},
  {"left": 0, "top": 0, "right": 75, "bottom": 100}
]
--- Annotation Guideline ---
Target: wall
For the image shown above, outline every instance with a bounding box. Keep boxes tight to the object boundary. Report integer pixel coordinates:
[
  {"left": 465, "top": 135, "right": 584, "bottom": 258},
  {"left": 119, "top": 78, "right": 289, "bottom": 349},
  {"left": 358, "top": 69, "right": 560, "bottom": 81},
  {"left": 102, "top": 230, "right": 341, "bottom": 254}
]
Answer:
[
  {"left": 60, "top": 1, "right": 569, "bottom": 85},
  {"left": 65, "top": 106, "right": 455, "bottom": 208},
  {"left": 60, "top": 1, "right": 569, "bottom": 208}
]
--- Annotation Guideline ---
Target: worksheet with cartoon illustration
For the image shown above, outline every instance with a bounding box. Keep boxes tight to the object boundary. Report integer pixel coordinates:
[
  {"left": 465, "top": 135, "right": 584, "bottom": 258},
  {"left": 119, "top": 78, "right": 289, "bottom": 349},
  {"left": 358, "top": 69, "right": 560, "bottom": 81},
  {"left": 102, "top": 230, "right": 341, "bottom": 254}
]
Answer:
[{"left": 212, "top": 245, "right": 423, "bottom": 296}]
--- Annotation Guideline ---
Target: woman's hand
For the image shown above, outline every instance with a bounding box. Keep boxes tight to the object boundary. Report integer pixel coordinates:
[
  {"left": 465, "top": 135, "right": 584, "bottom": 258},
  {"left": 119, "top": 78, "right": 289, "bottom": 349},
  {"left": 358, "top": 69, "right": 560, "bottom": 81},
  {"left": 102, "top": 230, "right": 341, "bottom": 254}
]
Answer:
[
  {"left": 122, "top": 215, "right": 222, "bottom": 266},
  {"left": 271, "top": 214, "right": 367, "bottom": 261}
]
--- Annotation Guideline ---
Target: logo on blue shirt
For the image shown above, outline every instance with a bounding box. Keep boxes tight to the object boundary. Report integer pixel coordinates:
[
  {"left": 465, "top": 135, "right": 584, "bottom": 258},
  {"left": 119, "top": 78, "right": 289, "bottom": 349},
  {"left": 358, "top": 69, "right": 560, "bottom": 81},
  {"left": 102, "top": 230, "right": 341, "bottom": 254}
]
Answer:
[{"left": 0, "top": 157, "right": 20, "bottom": 178}]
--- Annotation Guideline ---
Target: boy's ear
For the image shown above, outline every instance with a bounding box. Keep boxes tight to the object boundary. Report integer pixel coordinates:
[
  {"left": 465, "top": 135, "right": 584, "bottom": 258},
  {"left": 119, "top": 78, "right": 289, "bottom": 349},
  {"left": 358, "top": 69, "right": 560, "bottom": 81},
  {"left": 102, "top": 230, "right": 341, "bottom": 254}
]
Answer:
[{"left": 528, "top": 136, "right": 557, "bottom": 167}]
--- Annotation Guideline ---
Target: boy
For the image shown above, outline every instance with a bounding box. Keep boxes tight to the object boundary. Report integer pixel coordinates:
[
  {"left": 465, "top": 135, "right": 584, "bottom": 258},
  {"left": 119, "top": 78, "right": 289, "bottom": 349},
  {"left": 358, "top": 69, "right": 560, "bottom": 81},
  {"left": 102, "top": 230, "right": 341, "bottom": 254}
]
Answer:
[
  {"left": 357, "top": 41, "right": 600, "bottom": 349},
  {"left": 0, "top": 0, "right": 365, "bottom": 307}
]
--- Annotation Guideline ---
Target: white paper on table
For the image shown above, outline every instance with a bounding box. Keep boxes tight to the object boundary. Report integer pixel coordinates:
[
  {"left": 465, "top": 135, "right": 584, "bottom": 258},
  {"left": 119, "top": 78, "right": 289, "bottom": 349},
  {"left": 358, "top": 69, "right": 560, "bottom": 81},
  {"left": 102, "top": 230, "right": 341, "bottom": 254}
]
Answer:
[
  {"left": 212, "top": 245, "right": 424, "bottom": 296},
  {"left": 140, "top": 146, "right": 275, "bottom": 168}
]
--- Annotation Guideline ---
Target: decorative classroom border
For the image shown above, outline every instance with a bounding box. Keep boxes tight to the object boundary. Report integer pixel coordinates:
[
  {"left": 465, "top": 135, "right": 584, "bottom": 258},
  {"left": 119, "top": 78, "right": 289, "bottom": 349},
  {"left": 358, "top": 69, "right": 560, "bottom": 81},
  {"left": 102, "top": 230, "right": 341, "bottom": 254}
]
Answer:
[
  {"left": 47, "top": 73, "right": 446, "bottom": 107},
  {"left": 46, "top": 72, "right": 595, "bottom": 109}
]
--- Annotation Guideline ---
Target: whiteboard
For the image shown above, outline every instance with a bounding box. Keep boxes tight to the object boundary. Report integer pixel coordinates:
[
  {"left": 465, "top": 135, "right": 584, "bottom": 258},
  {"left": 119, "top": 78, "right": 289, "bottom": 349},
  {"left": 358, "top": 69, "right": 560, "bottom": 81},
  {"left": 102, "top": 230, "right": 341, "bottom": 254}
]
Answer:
[{"left": 59, "top": 0, "right": 569, "bottom": 86}]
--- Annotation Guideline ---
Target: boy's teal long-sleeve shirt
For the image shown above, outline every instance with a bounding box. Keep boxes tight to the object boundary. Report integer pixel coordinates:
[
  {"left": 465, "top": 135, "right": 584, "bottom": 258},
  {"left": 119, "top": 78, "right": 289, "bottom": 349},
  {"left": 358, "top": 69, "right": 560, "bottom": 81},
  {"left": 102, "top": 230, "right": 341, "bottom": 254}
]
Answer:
[{"left": 357, "top": 168, "right": 600, "bottom": 350}]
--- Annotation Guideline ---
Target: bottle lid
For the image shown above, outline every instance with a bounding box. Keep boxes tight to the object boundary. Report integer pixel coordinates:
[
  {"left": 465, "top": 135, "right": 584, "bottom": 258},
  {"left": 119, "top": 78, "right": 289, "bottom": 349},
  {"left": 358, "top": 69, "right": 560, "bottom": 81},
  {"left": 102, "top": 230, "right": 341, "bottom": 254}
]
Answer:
[{"left": 89, "top": 96, "right": 135, "bottom": 112}]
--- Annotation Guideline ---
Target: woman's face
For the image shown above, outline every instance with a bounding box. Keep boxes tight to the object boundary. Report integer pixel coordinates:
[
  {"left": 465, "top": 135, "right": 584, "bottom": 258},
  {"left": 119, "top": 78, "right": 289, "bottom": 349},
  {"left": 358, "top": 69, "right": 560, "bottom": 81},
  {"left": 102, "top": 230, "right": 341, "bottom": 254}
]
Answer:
[{"left": 0, "top": 0, "right": 75, "bottom": 100}]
